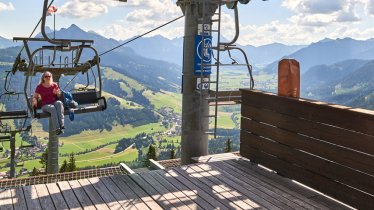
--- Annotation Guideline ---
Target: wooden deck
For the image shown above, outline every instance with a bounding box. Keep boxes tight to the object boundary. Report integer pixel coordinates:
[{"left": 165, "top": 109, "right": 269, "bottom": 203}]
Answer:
[{"left": 0, "top": 154, "right": 352, "bottom": 210}]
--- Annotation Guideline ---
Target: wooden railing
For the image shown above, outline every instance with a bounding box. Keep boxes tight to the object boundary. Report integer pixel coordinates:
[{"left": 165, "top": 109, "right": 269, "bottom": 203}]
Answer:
[{"left": 240, "top": 89, "right": 374, "bottom": 209}]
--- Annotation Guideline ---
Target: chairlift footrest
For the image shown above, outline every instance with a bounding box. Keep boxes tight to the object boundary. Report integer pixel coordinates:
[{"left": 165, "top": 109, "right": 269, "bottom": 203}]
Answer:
[
  {"left": 0, "top": 110, "right": 28, "bottom": 120},
  {"left": 19, "top": 145, "right": 34, "bottom": 149}
]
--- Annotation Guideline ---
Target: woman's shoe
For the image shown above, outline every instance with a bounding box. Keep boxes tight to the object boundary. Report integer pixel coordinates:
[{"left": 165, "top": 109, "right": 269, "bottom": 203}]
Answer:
[{"left": 56, "top": 129, "right": 63, "bottom": 135}]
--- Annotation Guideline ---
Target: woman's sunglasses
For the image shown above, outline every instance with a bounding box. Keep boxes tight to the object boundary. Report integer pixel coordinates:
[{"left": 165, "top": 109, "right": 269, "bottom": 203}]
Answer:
[{"left": 44, "top": 75, "right": 51, "bottom": 78}]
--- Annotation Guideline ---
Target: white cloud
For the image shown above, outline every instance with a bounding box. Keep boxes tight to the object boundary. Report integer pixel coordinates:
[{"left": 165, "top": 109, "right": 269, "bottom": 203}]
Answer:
[
  {"left": 282, "top": 0, "right": 362, "bottom": 26},
  {"left": 97, "top": 18, "right": 184, "bottom": 41},
  {"left": 0, "top": 2, "right": 14, "bottom": 12},
  {"left": 70, "top": 0, "right": 374, "bottom": 47},
  {"left": 290, "top": 14, "right": 335, "bottom": 27},
  {"left": 58, "top": 0, "right": 125, "bottom": 19},
  {"left": 98, "top": 0, "right": 183, "bottom": 40},
  {"left": 329, "top": 25, "right": 374, "bottom": 40},
  {"left": 365, "top": 0, "right": 374, "bottom": 15},
  {"left": 282, "top": 0, "right": 345, "bottom": 14},
  {"left": 237, "top": 21, "right": 324, "bottom": 46}
]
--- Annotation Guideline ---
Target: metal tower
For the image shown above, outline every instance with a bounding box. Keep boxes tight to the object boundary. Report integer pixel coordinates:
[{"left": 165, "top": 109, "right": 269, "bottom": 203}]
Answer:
[{"left": 178, "top": 0, "right": 254, "bottom": 164}]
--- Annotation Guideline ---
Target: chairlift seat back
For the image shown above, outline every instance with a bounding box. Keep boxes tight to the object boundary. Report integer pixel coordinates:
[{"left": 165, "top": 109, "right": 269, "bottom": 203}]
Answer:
[
  {"left": 71, "top": 90, "right": 101, "bottom": 105},
  {"left": 32, "top": 90, "right": 106, "bottom": 119}
]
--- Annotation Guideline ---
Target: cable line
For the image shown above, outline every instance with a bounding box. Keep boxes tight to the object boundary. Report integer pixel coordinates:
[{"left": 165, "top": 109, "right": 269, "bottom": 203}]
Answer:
[
  {"left": 99, "top": 15, "right": 184, "bottom": 56},
  {"left": 17, "top": 0, "right": 55, "bottom": 55}
]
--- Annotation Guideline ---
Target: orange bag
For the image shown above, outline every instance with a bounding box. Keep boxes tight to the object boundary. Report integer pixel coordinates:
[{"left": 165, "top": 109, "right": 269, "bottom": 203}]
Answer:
[{"left": 278, "top": 59, "right": 300, "bottom": 98}]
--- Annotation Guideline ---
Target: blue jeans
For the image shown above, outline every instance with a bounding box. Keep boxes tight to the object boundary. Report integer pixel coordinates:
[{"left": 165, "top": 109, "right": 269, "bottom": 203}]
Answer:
[{"left": 41, "top": 100, "right": 64, "bottom": 130}]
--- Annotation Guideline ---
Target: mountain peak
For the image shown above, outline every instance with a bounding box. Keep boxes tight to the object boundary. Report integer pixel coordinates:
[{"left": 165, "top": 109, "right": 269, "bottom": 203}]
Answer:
[
  {"left": 69, "top": 24, "right": 86, "bottom": 33},
  {"left": 68, "top": 24, "right": 81, "bottom": 30},
  {"left": 44, "top": 26, "right": 53, "bottom": 34},
  {"left": 319, "top": 38, "right": 333, "bottom": 43}
]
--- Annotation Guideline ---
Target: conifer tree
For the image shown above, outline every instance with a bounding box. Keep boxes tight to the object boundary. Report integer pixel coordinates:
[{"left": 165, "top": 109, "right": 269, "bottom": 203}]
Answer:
[
  {"left": 29, "top": 167, "right": 39, "bottom": 176},
  {"left": 39, "top": 149, "right": 48, "bottom": 173},
  {"left": 67, "top": 153, "right": 78, "bottom": 172},
  {"left": 225, "top": 138, "right": 232, "bottom": 153},
  {"left": 144, "top": 144, "right": 157, "bottom": 167},
  {"left": 59, "top": 159, "right": 68, "bottom": 173},
  {"left": 170, "top": 144, "right": 176, "bottom": 159}
]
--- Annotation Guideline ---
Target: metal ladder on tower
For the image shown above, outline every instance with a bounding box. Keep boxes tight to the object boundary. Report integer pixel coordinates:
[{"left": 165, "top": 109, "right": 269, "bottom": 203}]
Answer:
[
  {"left": 199, "top": 1, "right": 254, "bottom": 139},
  {"left": 198, "top": 0, "right": 223, "bottom": 138}
]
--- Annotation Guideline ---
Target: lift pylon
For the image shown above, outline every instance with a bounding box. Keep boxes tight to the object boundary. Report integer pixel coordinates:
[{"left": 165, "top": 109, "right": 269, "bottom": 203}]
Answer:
[{"left": 178, "top": 0, "right": 254, "bottom": 164}]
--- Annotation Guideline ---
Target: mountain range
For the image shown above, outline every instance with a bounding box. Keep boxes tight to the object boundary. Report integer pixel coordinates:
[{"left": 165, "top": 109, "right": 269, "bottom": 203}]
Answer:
[
  {"left": 264, "top": 38, "right": 374, "bottom": 74},
  {"left": 125, "top": 35, "right": 305, "bottom": 67},
  {"left": 33, "top": 24, "right": 181, "bottom": 92},
  {"left": 0, "top": 24, "right": 373, "bottom": 111},
  {"left": 301, "top": 59, "right": 374, "bottom": 109},
  {"left": 0, "top": 36, "right": 21, "bottom": 49}
]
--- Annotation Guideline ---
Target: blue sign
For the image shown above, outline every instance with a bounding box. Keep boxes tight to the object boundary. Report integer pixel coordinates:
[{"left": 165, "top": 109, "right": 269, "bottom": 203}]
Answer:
[{"left": 194, "top": 35, "right": 212, "bottom": 75}]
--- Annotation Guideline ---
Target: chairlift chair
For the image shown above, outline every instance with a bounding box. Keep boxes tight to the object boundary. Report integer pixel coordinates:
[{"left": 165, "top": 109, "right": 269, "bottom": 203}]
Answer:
[
  {"left": 11, "top": 0, "right": 107, "bottom": 119},
  {"left": 0, "top": 71, "right": 29, "bottom": 120},
  {"left": 14, "top": 42, "right": 108, "bottom": 119}
]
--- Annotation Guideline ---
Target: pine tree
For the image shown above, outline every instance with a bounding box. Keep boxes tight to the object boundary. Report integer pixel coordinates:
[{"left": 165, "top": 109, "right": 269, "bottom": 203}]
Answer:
[
  {"left": 29, "top": 167, "right": 39, "bottom": 176},
  {"left": 67, "top": 153, "right": 78, "bottom": 172},
  {"left": 144, "top": 144, "right": 157, "bottom": 167},
  {"left": 225, "top": 138, "right": 232, "bottom": 153},
  {"left": 59, "top": 159, "right": 68, "bottom": 173},
  {"left": 170, "top": 144, "right": 176, "bottom": 159},
  {"left": 39, "top": 149, "right": 48, "bottom": 172}
]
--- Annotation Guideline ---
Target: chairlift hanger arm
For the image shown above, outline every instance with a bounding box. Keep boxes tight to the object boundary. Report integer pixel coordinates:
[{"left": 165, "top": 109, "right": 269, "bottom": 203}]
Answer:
[
  {"left": 13, "top": 37, "right": 94, "bottom": 44},
  {"left": 226, "top": 46, "right": 255, "bottom": 89},
  {"left": 220, "top": 6, "right": 239, "bottom": 46},
  {"left": 21, "top": 45, "right": 98, "bottom": 76},
  {"left": 41, "top": 0, "right": 70, "bottom": 46}
]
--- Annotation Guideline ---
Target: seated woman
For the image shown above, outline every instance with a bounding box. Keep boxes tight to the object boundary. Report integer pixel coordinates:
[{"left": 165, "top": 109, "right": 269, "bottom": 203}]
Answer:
[{"left": 32, "top": 71, "right": 65, "bottom": 135}]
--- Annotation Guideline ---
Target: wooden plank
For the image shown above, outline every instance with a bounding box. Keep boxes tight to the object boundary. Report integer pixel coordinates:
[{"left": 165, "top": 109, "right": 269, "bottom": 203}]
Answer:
[
  {"left": 207, "top": 161, "right": 313, "bottom": 210},
  {"left": 241, "top": 116, "right": 374, "bottom": 176},
  {"left": 192, "top": 153, "right": 239, "bottom": 163},
  {"left": 242, "top": 104, "right": 374, "bottom": 156},
  {"left": 166, "top": 169, "right": 231, "bottom": 210},
  {"left": 122, "top": 175, "right": 164, "bottom": 210},
  {"left": 190, "top": 164, "right": 278, "bottom": 210},
  {"left": 222, "top": 159, "right": 325, "bottom": 209},
  {"left": 229, "top": 158, "right": 352, "bottom": 210},
  {"left": 56, "top": 181, "right": 83, "bottom": 210},
  {"left": 100, "top": 176, "right": 135, "bottom": 210},
  {"left": 87, "top": 177, "right": 125, "bottom": 210},
  {"left": 22, "top": 185, "right": 42, "bottom": 210},
  {"left": 147, "top": 171, "right": 201, "bottom": 209},
  {"left": 177, "top": 165, "right": 253, "bottom": 209},
  {"left": 154, "top": 170, "right": 216, "bottom": 210},
  {"left": 214, "top": 159, "right": 323, "bottom": 210},
  {"left": 77, "top": 179, "right": 110, "bottom": 210},
  {"left": 12, "top": 187, "right": 27, "bottom": 210},
  {"left": 67, "top": 180, "right": 96, "bottom": 210},
  {"left": 45, "top": 183, "right": 69, "bottom": 210},
  {"left": 120, "top": 163, "right": 135, "bottom": 174},
  {"left": 240, "top": 144, "right": 374, "bottom": 210},
  {"left": 113, "top": 175, "right": 155, "bottom": 210},
  {"left": 34, "top": 184, "right": 56, "bottom": 210},
  {"left": 149, "top": 159, "right": 165, "bottom": 170},
  {"left": 128, "top": 173, "right": 177, "bottom": 210},
  {"left": 241, "top": 130, "right": 374, "bottom": 196},
  {"left": 241, "top": 89, "right": 374, "bottom": 136},
  {"left": 111, "top": 175, "right": 153, "bottom": 209},
  {"left": 0, "top": 189, "right": 14, "bottom": 210}
]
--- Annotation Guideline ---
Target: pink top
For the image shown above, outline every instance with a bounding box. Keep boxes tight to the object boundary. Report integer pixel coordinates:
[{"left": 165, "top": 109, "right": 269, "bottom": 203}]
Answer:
[{"left": 35, "top": 83, "right": 59, "bottom": 106}]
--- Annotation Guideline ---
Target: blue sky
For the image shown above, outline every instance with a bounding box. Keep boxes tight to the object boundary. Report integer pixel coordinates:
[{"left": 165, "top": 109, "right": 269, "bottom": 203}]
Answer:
[{"left": 1, "top": 0, "right": 374, "bottom": 46}]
